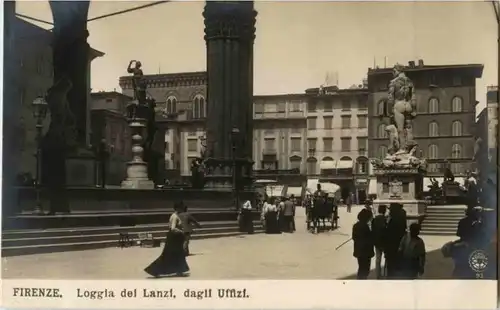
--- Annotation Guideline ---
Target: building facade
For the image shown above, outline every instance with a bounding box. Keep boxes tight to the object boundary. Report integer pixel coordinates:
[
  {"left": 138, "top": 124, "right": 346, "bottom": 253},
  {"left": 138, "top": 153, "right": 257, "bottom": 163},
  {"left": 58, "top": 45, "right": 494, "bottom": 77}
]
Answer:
[
  {"left": 486, "top": 86, "right": 498, "bottom": 165},
  {"left": 368, "top": 61, "right": 483, "bottom": 185},
  {"left": 476, "top": 86, "right": 498, "bottom": 181},
  {"left": 304, "top": 85, "right": 370, "bottom": 201}
]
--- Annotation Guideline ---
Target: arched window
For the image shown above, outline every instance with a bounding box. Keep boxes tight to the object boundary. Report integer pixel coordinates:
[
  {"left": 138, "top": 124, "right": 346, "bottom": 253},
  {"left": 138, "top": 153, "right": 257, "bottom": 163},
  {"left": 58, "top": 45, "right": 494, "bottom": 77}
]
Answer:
[
  {"left": 289, "top": 156, "right": 302, "bottom": 170},
  {"left": 165, "top": 96, "right": 177, "bottom": 115},
  {"left": 452, "top": 96, "right": 463, "bottom": 112},
  {"left": 306, "top": 157, "right": 318, "bottom": 175},
  {"left": 451, "top": 121, "right": 462, "bottom": 136},
  {"left": 378, "top": 145, "right": 388, "bottom": 159},
  {"left": 428, "top": 98, "right": 439, "bottom": 113},
  {"left": 377, "top": 124, "right": 387, "bottom": 138},
  {"left": 428, "top": 121, "right": 439, "bottom": 137},
  {"left": 193, "top": 95, "right": 206, "bottom": 119},
  {"left": 451, "top": 144, "right": 462, "bottom": 158},
  {"left": 428, "top": 144, "right": 439, "bottom": 159}
]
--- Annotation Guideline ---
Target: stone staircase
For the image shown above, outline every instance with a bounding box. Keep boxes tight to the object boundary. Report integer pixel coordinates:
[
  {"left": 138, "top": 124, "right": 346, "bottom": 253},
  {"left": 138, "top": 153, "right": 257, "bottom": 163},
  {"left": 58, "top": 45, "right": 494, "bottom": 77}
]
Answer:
[
  {"left": 420, "top": 205, "right": 466, "bottom": 236},
  {"left": 2, "top": 220, "right": 263, "bottom": 257}
]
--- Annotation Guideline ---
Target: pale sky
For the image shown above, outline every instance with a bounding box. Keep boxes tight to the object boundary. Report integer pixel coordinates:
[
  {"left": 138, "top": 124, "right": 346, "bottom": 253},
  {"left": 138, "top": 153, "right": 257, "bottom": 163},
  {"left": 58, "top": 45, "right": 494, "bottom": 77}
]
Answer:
[{"left": 16, "top": 1, "right": 498, "bottom": 110}]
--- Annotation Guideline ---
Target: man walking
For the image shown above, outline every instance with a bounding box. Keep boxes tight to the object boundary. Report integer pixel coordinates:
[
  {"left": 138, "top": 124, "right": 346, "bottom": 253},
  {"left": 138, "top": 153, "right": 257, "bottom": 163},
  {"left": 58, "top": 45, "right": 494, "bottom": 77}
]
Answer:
[
  {"left": 372, "top": 205, "right": 388, "bottom": 279},
  {"left": 282, "top": 196, "right": 296, "bottom": 233},
  {"left": 179, "top": 203, "right": 201, "bottom": 256}
]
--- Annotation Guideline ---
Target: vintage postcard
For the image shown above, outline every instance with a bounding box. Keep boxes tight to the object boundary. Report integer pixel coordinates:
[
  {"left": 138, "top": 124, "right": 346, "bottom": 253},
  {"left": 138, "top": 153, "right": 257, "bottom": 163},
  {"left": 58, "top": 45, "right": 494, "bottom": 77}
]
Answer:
[{"left": 1, "top": 0, "right": 498, "bottom": 309}]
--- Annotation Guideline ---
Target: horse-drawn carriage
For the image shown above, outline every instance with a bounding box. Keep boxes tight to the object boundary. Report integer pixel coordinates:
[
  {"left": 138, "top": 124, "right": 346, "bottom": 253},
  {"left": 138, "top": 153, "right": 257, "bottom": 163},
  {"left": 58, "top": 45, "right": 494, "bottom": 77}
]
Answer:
[{"left": 304, "top": 181, "right": 340, "bottom": 233}]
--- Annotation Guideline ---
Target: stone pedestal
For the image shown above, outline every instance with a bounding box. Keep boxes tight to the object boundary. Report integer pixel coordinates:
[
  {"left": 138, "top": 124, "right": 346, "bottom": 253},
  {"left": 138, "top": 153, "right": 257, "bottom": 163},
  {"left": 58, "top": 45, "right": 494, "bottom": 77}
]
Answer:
[
  {"left": 372, "top": 167, "right": 427, "bottom": 225},
  {"left": 121, "top": 118, "right": 154, "bottom": 189}
]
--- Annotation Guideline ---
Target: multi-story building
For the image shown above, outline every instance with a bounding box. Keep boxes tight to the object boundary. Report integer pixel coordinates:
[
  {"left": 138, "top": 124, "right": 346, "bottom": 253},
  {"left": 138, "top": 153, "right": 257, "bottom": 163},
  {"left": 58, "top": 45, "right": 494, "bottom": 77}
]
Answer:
[
  {"left": 119, "top": 71, "right": 207, "bottom": 183},
  {"left": 90, "top": 91, "right": 133, "bottom": 185},
  {"left": 304, "top": 85, "right": 370, "bottom": 201},
  {"left": 476, "top": 86, "right": 498, "bottom": 180},
  {"left": 486, "top": 86, "right": 498, "bottom": 165},
  {"left": 367, "top": 60, "right": 483, "bottom": 190}
]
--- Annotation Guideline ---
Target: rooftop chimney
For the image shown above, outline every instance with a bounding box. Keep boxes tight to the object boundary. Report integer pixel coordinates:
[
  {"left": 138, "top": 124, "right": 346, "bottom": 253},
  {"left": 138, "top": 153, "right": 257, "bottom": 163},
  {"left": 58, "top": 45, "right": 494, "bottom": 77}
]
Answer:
[
  {"left": 418, "top": 59, "right": 424, "bottom": 67},
  {"left": 408, "top": 61, "right": 415, "bottom": 68}
]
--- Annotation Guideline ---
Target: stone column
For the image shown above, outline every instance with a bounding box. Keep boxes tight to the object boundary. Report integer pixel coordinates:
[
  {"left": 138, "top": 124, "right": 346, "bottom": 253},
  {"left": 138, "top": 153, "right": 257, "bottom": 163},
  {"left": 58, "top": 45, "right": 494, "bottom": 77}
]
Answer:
[{"left": 203, "top": 1, "right": 257, "bottom": 189}]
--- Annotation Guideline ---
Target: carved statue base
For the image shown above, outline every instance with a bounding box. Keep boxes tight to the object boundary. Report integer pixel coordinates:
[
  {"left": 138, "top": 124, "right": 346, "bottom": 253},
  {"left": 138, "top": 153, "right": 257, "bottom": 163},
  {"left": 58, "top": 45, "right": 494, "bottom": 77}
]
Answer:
[
  {"left": 371, "top": 150, "right": 427, "bottom": 170},
  {"left": 372, "top": 167, "right": 428, "bottom": 226},
  {"left": 121, "top": 118, "right": 154, "bottom": 190},
  {"left": 203, "top": 158, "right": 254, "bottom": 191}
]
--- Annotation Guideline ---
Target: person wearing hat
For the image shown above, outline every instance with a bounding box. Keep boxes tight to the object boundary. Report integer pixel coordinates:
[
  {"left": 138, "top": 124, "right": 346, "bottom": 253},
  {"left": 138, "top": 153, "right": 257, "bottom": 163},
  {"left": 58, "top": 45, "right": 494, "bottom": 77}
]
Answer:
[{"left": 352, "top": 208, "right": 375, "bottom": 279}]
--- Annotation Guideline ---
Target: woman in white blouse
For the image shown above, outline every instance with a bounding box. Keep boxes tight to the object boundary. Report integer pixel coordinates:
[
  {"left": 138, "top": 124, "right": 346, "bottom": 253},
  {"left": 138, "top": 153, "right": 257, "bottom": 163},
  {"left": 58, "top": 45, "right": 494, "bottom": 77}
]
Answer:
[{"left": 144, "top": 202, "right": 190, "bottom": 278}]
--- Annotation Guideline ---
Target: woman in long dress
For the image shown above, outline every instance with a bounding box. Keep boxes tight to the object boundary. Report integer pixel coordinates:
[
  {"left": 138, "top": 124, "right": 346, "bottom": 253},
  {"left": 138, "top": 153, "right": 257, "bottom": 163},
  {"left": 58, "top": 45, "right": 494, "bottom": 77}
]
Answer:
[{"left": 144, "top": 203, "right": 189, "bottom": 277}]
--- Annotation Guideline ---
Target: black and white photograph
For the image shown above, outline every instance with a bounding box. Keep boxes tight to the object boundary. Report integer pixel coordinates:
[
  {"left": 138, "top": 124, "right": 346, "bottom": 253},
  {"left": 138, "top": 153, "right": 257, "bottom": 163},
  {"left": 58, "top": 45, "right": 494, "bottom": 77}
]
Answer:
[{"left": 1, "top": 0, "right": 498, "bottom": 288}]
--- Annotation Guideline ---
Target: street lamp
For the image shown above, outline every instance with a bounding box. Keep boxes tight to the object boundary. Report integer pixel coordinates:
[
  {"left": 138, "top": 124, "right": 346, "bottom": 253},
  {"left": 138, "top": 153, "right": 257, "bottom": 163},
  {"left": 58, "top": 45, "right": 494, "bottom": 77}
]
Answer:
[
  {"left": 231, "top": 127, "right": 240, "bottom": 209},
  {"left": 32, "top": 96, "right": 48, "bottom": 215}
]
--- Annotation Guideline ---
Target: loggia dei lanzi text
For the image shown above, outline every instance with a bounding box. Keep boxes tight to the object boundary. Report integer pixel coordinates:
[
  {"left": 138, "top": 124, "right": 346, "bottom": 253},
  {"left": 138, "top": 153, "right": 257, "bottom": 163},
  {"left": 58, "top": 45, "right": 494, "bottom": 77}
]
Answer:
[{"left": 12, "top": 287, "right": 251, "bottom": 300}]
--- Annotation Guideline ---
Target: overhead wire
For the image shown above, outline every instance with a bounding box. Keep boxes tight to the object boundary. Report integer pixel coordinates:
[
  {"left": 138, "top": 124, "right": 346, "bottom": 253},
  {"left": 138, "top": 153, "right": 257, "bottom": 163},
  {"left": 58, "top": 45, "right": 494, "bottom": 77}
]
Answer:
[{"left": 14, "top": 1, "right": 171, "bottom": 28}]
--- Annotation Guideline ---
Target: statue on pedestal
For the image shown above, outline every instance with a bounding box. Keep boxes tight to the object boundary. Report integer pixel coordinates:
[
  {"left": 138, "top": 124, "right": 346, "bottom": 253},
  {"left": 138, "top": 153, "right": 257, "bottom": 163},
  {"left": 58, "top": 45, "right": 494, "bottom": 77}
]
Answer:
[{"left": 371, "top": 64, "right": 426, "bottom": 170}]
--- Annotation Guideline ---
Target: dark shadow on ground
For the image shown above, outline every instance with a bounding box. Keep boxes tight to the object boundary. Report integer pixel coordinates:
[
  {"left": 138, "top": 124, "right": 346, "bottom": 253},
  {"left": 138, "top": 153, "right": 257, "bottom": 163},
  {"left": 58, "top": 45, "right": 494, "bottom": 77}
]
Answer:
[{"left": 340, "top": 247, "right": 455, "bottom": 280}]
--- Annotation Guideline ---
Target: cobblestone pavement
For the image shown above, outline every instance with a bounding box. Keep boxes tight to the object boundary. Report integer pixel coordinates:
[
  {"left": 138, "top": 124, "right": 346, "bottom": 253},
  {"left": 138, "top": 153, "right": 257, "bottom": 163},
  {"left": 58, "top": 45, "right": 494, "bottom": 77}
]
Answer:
[{"left": 2, "top": 206, "right": 455, "bottom": 279}]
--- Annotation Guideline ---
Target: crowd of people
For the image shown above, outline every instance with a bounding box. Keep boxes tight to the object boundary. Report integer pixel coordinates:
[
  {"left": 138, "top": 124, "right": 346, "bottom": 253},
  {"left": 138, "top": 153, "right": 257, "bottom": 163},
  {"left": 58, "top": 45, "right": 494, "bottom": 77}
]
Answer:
[
  {"left": 351, "top": 203, "right": 425, "bottom": 280},
  {"left": 260, "top": 195, "right": 297, "bottom": 234}
]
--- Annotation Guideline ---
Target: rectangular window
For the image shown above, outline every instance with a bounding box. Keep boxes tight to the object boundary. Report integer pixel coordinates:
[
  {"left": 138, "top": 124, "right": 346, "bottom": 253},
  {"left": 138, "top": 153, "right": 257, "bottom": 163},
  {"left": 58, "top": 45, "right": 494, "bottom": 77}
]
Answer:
[
  {"left": 307, "top": 117, "right": 317, "bottom": 129},
  {"left": 341, "top": 99, "right": 350, "bottom": 110},
  {"left": 324, "top": 101, "right": 333, "bottom": 112},
  {"left": 264, "top": 103, "right": 277, "bottom": 113},
  {"left": 308, "top": 138, "right": 317, "bottom": 152},
  {"left": 323, "top": 117, "right": 333, "bottom": 129},
  {"left": 277, "top": 102, "right": 286, "bottom": 112},
  {"left": 357, "top": 137, "right": 368, "bottom": 151},
  {"left": 357, "top": 115, "right": 367, "bottom": 128},
  {"left": 254, "top": 103, "right": 264, "bottom": 113},
  {"left": 308, "top": 101, "right": 317, "bottom": 112},
  {"left": 187, "top": 139, "right": 198, "bottom": 152},
  {"left": 323, "top": 138, "right": 333, "bottom": 152},
  {"left": 341, "top": 116, "right": 351, "bottom": 129},
  {"left": 165, "top": 141, "right": 170, "bottom": 153},
  {"left": 341, "top": 137, "right": 351, "bottom": 152},
  {"left": 290, "top": 100, "right": 302, "bottom": 112},
  {"left": 264, "top": 138, "right": 275, "bottom": 150},
  {"left": 291, "top": 138, "right": 301, "bottom": 152}
]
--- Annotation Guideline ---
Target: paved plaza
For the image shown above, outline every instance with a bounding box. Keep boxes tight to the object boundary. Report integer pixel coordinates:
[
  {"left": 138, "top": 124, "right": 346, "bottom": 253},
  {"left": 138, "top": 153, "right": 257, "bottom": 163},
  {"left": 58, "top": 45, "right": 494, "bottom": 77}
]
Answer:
[{"left": 2, "top": 206, "right": 456, "bottom": 279}]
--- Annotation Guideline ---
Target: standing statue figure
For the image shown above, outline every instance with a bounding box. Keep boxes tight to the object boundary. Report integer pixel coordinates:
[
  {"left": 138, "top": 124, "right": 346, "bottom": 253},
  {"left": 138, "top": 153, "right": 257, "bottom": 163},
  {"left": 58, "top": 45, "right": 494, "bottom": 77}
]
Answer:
[
  {"left": 127, "top": 60, "right": 147, "bottom": 105},
  {"left": 387, "top": 63, "right": 417, "bottom": 153}
]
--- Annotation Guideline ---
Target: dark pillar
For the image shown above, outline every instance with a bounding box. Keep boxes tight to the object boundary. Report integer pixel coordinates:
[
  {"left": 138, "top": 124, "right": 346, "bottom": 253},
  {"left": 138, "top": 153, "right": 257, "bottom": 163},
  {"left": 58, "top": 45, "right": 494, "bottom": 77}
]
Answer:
[
  {"left": 42, "top": 1, "right": 90, "bottom": 213},
  {"left": 50, "top": 1, "right": 90, "bottom": 145},
  {"left": 203, "top": 1, "right": 257, "bottom": 190}
]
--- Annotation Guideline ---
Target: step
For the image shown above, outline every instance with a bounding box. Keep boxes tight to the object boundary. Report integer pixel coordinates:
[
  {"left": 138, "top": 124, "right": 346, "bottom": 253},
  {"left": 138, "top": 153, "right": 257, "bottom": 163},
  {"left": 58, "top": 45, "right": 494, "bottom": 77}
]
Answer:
[
  {"left": 424, "top": 213, "right": 464, "bottom": 218},
  {"left": 2, "top": 225, "right": 262, "bottom": 247},
  {"left": 1, "top": 229, "right": 265, "bottom": 257},
  {"left": 423, "top": 218, "right": 460, "bottom": 223},
  {"left": 421, "top": 223, "right": 458, "bottom": 229},
  {"left": 421, "top": 230, "right": 456, "bottom": 236},
  {"left": 2, "top": 221, "right": 240, "bottom": 239}
]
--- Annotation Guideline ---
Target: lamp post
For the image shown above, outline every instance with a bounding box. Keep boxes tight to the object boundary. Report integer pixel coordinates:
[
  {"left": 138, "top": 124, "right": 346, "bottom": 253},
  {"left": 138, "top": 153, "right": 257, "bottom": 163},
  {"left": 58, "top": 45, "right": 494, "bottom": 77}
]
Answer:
[
  {"left": 32, "top": 96, "right": 48, "bottom": 215},
  {"left": 231, "top": 127, "right": 240, "bottom": 209}
]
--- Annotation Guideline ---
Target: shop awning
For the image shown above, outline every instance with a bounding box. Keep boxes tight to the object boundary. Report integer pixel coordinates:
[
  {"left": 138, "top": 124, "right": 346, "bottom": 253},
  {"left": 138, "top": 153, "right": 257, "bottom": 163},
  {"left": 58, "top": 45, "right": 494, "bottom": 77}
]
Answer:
[
  {"left": 306, "top": 178, "right": 320, "bottom": 194},
  {"left": 423, "top": 177, "right": 444, "bottom": 191},
  {"left": 266, "top": 185, "right": 285, "bottom": 197},
  {"left": 320, "top": 160, "right": 337, "bottom": 170},
  {"left": 337, "top": 159, "right": 354, "bottom": 169},
  {"left": 368, "top": 178, "right": 378, "bottom": 195},
  {"left": 286, "top": 186, "right": 303, "bottom": 198}
]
